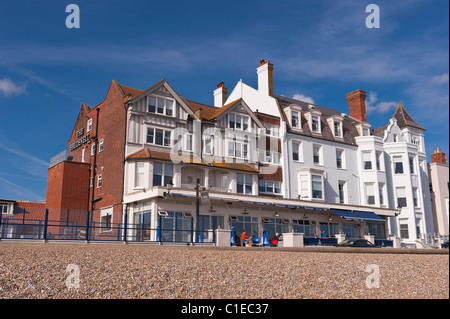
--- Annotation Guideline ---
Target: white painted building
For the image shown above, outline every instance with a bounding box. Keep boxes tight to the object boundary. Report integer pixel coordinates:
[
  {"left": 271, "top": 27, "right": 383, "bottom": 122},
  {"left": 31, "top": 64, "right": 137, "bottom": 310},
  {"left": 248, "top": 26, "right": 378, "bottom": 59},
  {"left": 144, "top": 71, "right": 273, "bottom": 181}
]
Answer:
[{"left": 119, "top": 60, "right": 436, "bottom": 247}]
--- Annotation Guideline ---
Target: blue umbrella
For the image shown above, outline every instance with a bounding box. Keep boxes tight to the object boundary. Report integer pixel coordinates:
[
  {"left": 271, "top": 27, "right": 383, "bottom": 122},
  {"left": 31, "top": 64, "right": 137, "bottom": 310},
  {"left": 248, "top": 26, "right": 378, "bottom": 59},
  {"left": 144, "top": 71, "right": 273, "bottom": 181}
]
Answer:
[
  {"left": 262, "top": 230, "right": 270, "bottom": 247},
  {"left": 230, "top": 227, "right": 236, "bottom": 246}
]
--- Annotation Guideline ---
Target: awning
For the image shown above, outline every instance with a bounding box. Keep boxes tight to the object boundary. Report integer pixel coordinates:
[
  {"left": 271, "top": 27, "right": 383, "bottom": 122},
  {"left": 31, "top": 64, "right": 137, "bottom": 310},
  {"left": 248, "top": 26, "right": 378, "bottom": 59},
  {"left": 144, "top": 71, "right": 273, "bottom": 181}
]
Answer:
[
  {"left": 353, "top": 211, "right": 385, "bottom": 221},
  {"left": 330, "top": 209, "right": 364, "bottom": 221}
]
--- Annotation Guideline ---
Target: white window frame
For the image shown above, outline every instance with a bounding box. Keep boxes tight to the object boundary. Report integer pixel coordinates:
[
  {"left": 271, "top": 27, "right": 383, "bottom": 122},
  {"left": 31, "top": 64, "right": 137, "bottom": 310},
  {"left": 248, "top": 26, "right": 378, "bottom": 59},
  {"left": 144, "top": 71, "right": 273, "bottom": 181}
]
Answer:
[
  {"left": 99, "top": 138, "right": 104, "bottom": 153},
  {"left": 336, "top": 149, "right": 345, "bottom": 169},
  {"left": 229, "top": 113, "right": 249, "bottom": 131},
  {"left": 100, "top": 207, "right": 113, "bottom": 233},
  {"left": 228, "top": 141, "right": 248, "bottom": 159},
  {"left": 364, "top": 183, "right": 376, "bottom": 206},
  {"left": 147, "top": 95, "right": 174, "bottom": 117},
  {"left": 87, "top": 118, "right": 92, "bottom": 132},
  {"left": 264, "top": 123, "right": 280, "bottom": 137},
  {"left": 291, "top": 111, "right": 301, "bottom": 129},
  {"left": 259, "top": 180, "right": 282, "bottom": 195},
  {"left": 311, "top": 115, "right": 320, "bottom": 133},
  {"left": 338, "top": 181, "right": 346, "bottom": 204},
  {"left": 313, "top": 145, "right": 322, "bottom": 165},
  {"left": 292, "top": 141, "right": 302, "bottom": 162},
  {"left": 135, "top": 162, "right": 145, "bottom": 189},
  {"left": 362, "top": 151, "right": 373, "bottom": 170},
  {"left": 146, "top": 126, "right": 171, "bottom": 147},
  {"left": 91, "top": 143, "right": 96, "bottom": 156},
  {"left": 97, "top": 174, "right": 102, "bottom": 188}
]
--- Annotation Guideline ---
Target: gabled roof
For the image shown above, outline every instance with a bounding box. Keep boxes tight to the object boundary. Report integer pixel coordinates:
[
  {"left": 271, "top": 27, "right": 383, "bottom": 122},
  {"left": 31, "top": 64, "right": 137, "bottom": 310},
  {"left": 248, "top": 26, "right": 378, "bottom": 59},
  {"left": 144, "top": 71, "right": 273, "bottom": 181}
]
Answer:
[{"left": 392, "top": 103, "right": 426, "bottom": 131}]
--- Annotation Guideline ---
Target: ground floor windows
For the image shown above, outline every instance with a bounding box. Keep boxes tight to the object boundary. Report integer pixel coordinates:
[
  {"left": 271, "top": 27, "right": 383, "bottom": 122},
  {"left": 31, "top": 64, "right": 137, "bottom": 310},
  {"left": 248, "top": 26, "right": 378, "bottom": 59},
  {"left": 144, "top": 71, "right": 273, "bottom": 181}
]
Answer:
[
  {"left": 262, "top": 218, "right": 289, "bottom": 241},
  {"left": 160, "top": 211, "right": 192, "bottom": 242},
  {"left": 399, "top": 219, "right": 409, "bottom": 239},
  {"left": 342, "top": 223, "right": 361, "bottom": 239},
  {"left": 319, "top": 222, "right": 339, "bottom": 238},
  {"left": 292, "top": 220, "right": 314, "bottom": 237},
  {"left": 229, "top": 216, "right": 259, "bottom": 239},
  {"left": 366, "top": 221, "right": 386, "bottom": 239}
]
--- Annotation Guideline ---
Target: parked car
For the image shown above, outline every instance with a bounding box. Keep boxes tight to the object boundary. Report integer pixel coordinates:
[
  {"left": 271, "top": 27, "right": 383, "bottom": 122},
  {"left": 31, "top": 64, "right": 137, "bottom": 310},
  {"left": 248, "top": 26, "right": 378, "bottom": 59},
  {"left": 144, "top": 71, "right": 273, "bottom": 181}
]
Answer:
[{"left": 334, "top": 239, "right": 377, "bottom": 248}]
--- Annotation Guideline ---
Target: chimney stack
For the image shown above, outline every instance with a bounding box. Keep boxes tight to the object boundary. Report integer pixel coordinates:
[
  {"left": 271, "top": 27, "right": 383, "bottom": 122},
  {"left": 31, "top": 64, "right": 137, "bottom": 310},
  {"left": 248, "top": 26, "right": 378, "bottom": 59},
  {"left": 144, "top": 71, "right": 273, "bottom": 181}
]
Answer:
[
  {"left": 431, "top": 148, "right": 447, "bottom": 164},
  {"left": 213, "top": 81, "right": 228, "bottom": 107},
  {"left": 346, "top": 89, "right": 367, "bottom": 122},
  {"left": 257, "top": 59, "right": 274, "bottom": 96}
]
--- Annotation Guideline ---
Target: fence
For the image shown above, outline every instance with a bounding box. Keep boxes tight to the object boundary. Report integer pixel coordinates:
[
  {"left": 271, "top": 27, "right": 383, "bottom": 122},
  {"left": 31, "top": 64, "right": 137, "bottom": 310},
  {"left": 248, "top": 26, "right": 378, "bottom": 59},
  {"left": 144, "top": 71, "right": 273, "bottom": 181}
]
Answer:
[{"left": 0, "top": 210, "right": 216, "bottom": 244}]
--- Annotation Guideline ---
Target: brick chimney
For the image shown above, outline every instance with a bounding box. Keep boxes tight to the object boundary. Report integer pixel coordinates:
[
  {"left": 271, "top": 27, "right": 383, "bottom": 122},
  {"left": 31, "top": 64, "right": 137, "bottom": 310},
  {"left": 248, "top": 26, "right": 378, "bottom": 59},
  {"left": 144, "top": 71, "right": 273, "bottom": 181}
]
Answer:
[
  {"left": 431, "top": 148, "right": 447, "bottom": 164},
  {"left": 346, "top": 89, "right": 367, "bottom": 122},
  {"left": 257, "top": 59, "right": 274, "bottom": 96},
  {"left": 213, "top": 81, "right": 228, "bottom": 107}
]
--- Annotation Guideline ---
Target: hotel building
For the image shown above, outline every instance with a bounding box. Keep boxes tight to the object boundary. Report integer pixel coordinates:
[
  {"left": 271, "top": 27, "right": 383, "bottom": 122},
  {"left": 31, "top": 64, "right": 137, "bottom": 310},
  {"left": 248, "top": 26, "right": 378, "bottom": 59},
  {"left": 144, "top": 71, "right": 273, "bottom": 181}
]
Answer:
[{"left": 45, "top": 60, "right": 435, "bottom": 246}]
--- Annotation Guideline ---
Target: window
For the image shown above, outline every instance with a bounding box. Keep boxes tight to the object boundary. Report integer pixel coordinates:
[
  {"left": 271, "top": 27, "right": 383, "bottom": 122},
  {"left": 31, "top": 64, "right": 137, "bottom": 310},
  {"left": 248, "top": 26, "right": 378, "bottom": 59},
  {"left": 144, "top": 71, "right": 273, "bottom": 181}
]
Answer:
[
  {"left": 342, "top": 223, "right": 360, "bottom": 239},
  {"left": 91, "top": 143, "right": 96, "bottom": 156},
  {"left": 396, "top": 187, "right": 407, "bottom": 208},
  {"left": 409, "top": 157, "right": 415, "bottom": 174},
  {"left": 320, "top": 222, "right": 339, "bottom": 238},
  {"left": 365, "top": 183, "right": 375, "bottom": 205},
  {"left": 291, "top": 111, "right": 300, "bottom": 129},
  {"left": 264, "top": 123, "right": 280, "bottom": 137},
  {"left": 338, "top": 181, "right": 346, "bottom": 204},
  {"left": 334, "top": 122, "right": 342, "bottom": 138},
  {"left": 336, "top": 149, "right": 344, "bottom": 169},
  {"left": 204, "top": 135, "right": 213, "bottom": 155},
  {"left": 99, "top": 139, "right": 104, "bottom": 153},
  {"left": 292, "top": 142, "right": 301, "bottom": 162},
  {"left": 363, "top": 152, "right": 372, "bottom": 170},
  {"left": 292, "top": 220, "right": 314, "bottom": 237},
  {"left": 313, "top": 145, "right": 321, "bottom": 165},
  {"left": 237, "top": 173, "right": 253, "bottom": 194},
  {"left": 184, "top": 134, "right": 193, "bottom": 151},
  {"left": 148, "top": 96, "right": 173, "bottom": 116},
  {"left": 376, "top": 152, "right": 382, "bottom": 170},
  {"left": 311, "top": 175, "right": 323, "bottom": 199},
  {"left": 100, "top": 208, "right": 113, "bottom": 232},
  {"left": 87, "top": 118, "right": 92, "bottom": 132},
  {"left": 1, "top": 203, "right": 9, "bottom": 214},
  {"left": 299, "top": 175, "right": 309, "bottom": 199},
  {"left": 221, "top": 174, "right": 229, "bottom": 190},
  {"left": 135, "top": 162, "right": 145, "bottom": 188},
  {"left": 413, "top": 188, "right": 419, "bottom": 207},
  {"left": 311, "top": 116, "right": 320, "bottom": 133},
  {"left": 153, "top": 162, "right": 173, "bottom": 187},
  {"left": 229, "top": 114, "right": 249, "bottom": 131},
  {"left": 259, "top": 180, "right": 282, "bottom": 194},
  {"left": 379, "top": 183, "right": 385, "bottom": 205},
  {"left": 262, "top": 218, "right": 290, "bottom": 241},
  {"left": 147, "top": 127, "right": 171, "bottom": 147},
  {"left": 394, "top": 156, "right": 404, "bottom": 174},
  {"left": 228, "top": 141, "right": 248, "bottom": 159},
  {"left": 362, "top": 128, "right": 370, "bottom": 136},
  {"left": 399, "top": 219, "right": 409, "bottom": 239},
  {"left": 264, "top": 152, "right": 281, "bottom": 165},
  {"left": 97, "top": 174, "right": 102, "bottom": 188}
]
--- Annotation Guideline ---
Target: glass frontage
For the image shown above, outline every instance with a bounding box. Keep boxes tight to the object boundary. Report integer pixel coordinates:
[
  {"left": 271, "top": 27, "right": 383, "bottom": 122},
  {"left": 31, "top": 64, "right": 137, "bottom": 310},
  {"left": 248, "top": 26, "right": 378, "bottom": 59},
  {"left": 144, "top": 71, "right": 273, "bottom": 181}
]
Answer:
[
  {"left": 262, "top": 218, "right": 289, "bottom": 240},
  {"left": 366, "top": 221, "right": 386, "bottom": 239},
  {"left": 342, "top": 222, "right": 361, "bottom": 239},
  {"left": 319, "top": 222, "right": 339, "bottom": 237},
  {"left": 160, "top": 211, "right": 192, "bottom": 242},
  {"left": 134, "top": 211, "right": 151, "bottom": 241},
  {"left": 229, "top": 216, "right": 259, "bottom": 242},
  {"left": 292, "top": 220, "right": 314, "bottom": 237}
]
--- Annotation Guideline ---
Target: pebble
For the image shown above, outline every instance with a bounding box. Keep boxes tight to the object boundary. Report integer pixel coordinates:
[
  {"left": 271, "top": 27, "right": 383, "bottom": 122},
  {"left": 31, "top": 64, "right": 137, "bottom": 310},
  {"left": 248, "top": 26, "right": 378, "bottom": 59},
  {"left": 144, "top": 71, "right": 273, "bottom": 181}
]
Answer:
[{"left": 0, "top": 243, "right": 448, "bottom": 299}]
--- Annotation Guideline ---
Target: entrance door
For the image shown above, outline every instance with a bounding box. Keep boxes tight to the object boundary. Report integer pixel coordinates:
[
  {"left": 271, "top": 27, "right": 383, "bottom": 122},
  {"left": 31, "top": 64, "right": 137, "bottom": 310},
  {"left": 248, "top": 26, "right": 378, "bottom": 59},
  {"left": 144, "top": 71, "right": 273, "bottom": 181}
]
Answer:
[{"left": 134, "top": 212, "right": 151, "bottom": 241}]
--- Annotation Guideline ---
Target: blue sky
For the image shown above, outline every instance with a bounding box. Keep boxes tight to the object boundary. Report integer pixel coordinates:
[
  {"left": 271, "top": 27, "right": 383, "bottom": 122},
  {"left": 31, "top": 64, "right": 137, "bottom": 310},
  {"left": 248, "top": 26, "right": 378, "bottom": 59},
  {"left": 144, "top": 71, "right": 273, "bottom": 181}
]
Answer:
[{"left": 0, "top": 0, "right": 448, "bottom": 201}]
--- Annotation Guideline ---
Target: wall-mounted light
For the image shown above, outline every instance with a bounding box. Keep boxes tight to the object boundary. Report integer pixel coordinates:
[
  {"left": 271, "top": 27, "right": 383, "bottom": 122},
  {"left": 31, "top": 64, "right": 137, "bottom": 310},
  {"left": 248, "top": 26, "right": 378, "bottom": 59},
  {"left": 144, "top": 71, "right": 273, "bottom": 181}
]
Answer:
[{"left": 275, "top": 212, "right": 280, "bottom": 217}]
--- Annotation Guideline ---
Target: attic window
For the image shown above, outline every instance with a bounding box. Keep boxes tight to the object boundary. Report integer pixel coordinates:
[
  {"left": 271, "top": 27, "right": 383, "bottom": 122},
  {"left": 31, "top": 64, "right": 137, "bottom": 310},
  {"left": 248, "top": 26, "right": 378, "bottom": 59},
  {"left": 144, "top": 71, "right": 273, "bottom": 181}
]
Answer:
[
  {"left": 334, "top": 122, "right": 342, "bottom": 138},
  {"left": 148, "top": 96, "right": 174, "bottom": 117},
  {"left": 291, "top": 111, "right": 301, "bottom": 129},
  {"left": 311, "top": 116, "right": 320, "bottom": 133}
]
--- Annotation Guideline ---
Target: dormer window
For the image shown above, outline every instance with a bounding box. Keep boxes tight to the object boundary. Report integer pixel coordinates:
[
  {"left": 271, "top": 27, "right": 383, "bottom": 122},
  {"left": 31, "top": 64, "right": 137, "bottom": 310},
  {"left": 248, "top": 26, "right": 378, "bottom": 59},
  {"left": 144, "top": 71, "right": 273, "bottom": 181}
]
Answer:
[
  {"left": 148, "top": 96, "right": 174, "bottom": 116},
  {"left": 334, "top": 122, "right": 342, "bottom": 137},
  {"left": 229, "top": 114, "right": 249, "bottom": 131},
  {"left": 264, "top": 123, "right": 279, "bottom": 137},
  {"left": 327, "top": 115, "right": 344, "bottom": 139},
  {"left": 307, "top": 109, "right": 322, "bottom": 134},
  {"left": 291, "top": 111, "right": 301, "bottom": 129},
  {"left": 311, "top": 116, "right": 319, "bottom": 133}
]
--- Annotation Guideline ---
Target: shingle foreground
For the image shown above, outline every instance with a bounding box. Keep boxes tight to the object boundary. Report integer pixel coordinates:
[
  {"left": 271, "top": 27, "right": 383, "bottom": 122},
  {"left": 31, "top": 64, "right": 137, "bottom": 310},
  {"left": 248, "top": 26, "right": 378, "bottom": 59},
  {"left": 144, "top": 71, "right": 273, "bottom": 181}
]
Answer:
[{"left": 0, "top": 243, "right": 448, "bottom": 299}]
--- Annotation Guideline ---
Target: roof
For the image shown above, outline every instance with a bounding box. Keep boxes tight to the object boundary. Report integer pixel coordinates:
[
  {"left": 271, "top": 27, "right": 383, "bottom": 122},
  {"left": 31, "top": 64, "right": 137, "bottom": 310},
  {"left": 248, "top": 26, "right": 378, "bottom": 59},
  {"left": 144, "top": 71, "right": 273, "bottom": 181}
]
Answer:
[
  {"left": 392, "top": 103, "right": 426, "bottom": 131},
  {"left": 274, "top": 94, "right": 360, "bottom": 146},
  {"left": 126, "top": 147, "right": 259, "bottom": 173},
  {"left": 117, "top": 83, "right": 144, "bottom": 99},
  {"left": 182, "top": 97, "right": 242, "bottom": 121}
]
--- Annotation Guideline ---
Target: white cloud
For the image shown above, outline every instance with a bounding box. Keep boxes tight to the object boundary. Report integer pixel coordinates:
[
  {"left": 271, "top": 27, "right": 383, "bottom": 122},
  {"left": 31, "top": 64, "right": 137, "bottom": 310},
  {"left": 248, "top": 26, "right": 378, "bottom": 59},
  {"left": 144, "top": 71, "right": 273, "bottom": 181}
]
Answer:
[
  {"left": 0, "top": 77, "right": 26, "bottom": 96},
  {"left": 432, "top": 73, "right": 449, "bottom": 85},
  {"left": 292, "top": 93, "right": 315, "bottom": 104},
  {"left": 366, "top": 91, "right": 398, "bottom": 114}
]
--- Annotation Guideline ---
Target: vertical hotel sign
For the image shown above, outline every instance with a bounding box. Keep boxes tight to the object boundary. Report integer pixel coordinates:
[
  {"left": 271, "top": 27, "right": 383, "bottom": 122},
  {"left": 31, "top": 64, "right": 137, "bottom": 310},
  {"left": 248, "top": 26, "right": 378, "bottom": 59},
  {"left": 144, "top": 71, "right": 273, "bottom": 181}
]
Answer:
[{"left": 70, "top": 128, "right": 91, "bottom": 151}]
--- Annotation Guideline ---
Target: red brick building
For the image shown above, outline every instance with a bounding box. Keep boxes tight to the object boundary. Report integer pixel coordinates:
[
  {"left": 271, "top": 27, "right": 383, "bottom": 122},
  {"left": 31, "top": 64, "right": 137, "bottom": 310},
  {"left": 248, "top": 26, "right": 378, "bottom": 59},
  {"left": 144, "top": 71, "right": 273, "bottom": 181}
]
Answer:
[{"left": 46, "top": 80, "right": 143, "bottom": 226}]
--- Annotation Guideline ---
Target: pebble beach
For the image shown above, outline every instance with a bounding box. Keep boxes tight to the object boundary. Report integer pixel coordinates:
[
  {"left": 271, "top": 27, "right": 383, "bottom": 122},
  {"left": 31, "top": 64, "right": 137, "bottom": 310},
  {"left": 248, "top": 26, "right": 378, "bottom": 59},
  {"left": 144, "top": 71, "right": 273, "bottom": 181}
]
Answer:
[{"left": 0, "top": 242, "right": 448, "bottom": 299}]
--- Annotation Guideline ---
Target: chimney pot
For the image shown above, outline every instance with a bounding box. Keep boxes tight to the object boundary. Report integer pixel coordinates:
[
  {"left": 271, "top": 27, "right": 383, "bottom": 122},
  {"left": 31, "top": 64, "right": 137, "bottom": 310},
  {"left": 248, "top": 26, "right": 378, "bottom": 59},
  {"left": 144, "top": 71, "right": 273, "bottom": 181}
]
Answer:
[
  {"left": 213, "top": 82, "right": 228, "bottom": 107},
  {"left": 431, "top": 147, "right": 447, "bottom": 164},
  {"left": 257, "top": 59, "right": 274, "bottom": 96}
]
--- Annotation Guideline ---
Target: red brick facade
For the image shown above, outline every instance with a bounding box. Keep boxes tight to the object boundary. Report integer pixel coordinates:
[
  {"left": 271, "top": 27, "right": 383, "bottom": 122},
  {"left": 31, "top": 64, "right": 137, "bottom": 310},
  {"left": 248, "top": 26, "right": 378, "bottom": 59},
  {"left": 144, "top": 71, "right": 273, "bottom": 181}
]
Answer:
[
  {"left": 46, "top": 80, "right": 142, "bottom": 225},
  {"left": 346, "top": 89, "right": 367, "bottom": 123}
]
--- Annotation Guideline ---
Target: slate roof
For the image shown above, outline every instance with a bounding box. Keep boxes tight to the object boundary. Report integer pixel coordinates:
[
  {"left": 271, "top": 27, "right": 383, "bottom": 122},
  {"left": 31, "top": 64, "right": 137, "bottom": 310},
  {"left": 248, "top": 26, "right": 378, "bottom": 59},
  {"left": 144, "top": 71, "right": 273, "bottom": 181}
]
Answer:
[
  {"left": 392, "top": 103, "right": 426, "bottom": 131},
  {"left": 274, "top": 94, "right": 360, "bottom": 146}
]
